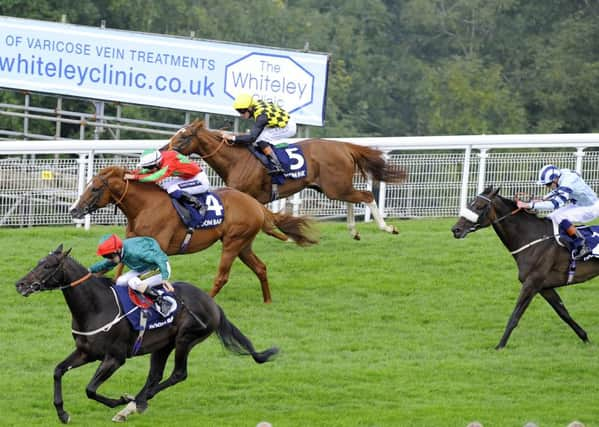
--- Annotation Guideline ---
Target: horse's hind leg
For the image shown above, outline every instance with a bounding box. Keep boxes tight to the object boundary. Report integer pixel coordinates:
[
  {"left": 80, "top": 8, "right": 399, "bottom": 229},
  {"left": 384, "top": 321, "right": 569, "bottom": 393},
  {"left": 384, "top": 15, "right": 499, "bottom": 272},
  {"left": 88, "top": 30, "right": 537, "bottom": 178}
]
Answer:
[
  {"left": 146, "top": 333, "right": 211, "bottom": 399},
  {"left": 209, "top": 238, "right": 246, "bottom": 298},
  {"left": 114, "top": 346, "right": 173, "bottom": 421},
  {"left": 366, "top": 200, "right": 398, "bottom": 234},
  {"left": 326, "top": 185, "right": 397, "bottom": 237},
  {"left": 496, "top": 285, "right": 537, "bottom": 350},
  {"left": 238, "top": 245, "right": 271, "bottom": 303},
  {"left": 85, "top": 357, "right": 131, "bottom": 408},
  {"left": 540, "top": 288, "right": 589, "bottom": 343},
  {"left": 346, "top": 203, "right": 359, "bottom": 240}
]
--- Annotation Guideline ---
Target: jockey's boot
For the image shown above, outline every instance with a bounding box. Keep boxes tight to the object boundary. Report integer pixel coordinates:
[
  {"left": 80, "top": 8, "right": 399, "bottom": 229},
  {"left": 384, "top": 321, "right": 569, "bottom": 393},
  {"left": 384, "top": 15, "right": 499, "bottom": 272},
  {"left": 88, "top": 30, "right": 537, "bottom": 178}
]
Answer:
[
  {"left": 179, "top": 192, "right": 207, "bottom": 217},
  {"left": 266, "top": 152, "right": 284, "bottom": 174},
  {"left": 573, "top": 230, "right": 592, "bottom": 261},
  {"left": 143, "top": 286, "right": 172, "bottom": 314}
]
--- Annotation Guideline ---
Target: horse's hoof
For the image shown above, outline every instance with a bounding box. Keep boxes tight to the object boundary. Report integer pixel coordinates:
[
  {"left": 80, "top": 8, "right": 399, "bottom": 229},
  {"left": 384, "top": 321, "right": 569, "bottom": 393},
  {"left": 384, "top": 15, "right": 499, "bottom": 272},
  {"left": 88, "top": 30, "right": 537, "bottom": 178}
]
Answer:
[
  {"left": 112, "top": 401, "right": 137, "bottom": 422},
  {"left": 391, "top": 226, "right": 399, "bottom": 234},
  {"left": 353, "top": 233, "right": 361, "bottom": 241},
  {"left": 112, "top": 414, "right": 126, "bottom": 423},
  {"left": 58, "top": 412, "right": 71, "bottom": 424}
]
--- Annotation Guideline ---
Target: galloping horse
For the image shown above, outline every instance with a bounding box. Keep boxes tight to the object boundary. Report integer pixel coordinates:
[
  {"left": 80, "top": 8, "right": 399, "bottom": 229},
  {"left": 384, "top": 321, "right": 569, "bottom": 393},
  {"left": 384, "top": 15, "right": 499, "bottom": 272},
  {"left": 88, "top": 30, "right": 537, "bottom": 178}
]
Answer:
[
  {"left": 70, "top": 166, "right": 318, "bottom": 303},
  {"left": 165, "top": 119, "right": 407, "bottom": 240},
  {"left": 451, "top": 186, "right": 599, "bottom": 349},
  {"left": 15, "top": 245, "right": 278, "bottom": 423}
]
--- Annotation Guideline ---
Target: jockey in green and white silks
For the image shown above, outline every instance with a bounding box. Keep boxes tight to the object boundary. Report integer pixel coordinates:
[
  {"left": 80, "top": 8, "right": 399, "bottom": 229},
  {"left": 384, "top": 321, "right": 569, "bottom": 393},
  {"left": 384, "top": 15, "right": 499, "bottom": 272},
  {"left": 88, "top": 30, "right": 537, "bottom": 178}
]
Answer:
[
  {"left": 124, "top": 149, "right": 210, "bottom": 214},
  {"left": 516, "top": 165, "right": 599, "bottom": 259}
]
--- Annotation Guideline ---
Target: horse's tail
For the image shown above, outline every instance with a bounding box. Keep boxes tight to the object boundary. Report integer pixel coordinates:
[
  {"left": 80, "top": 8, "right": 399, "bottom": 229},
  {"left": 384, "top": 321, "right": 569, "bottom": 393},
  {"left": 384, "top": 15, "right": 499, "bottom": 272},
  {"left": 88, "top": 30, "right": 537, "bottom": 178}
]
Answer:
[
  {"left": 261, "top": 209, "right": 320, "bottom": 246},
  {"left": 215, "top": 306, "right": 279, "bottom": 364},
  {"left": 349, "top": 143, "right": 407, "bottom": 183}
]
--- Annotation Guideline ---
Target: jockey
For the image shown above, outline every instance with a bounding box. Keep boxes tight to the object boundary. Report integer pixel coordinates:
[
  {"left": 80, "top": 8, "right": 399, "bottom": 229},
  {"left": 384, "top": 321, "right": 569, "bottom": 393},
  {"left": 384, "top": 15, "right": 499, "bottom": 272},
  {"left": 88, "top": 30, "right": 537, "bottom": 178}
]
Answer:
[
  {"left": 124, "top": 149, "right": 210, "bottom": 215},
  {"left": 89, "top": 234, "right": 173, "bottom": 312},
  {"left": 517, "top": 164, "right": 599, "bottom": 260},
  {"left": 220, "top": 93, "right": 297, "bottom": 174}
]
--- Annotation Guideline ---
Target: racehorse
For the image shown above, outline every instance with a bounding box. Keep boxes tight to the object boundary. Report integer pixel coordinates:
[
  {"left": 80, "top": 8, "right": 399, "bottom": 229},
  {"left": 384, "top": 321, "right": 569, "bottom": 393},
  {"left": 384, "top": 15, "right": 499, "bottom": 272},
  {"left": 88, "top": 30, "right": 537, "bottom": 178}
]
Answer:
[
  {"left": 69, "top": 166, "right": 318, "bottom": 303},
  {"left": 451, "top": 186, "right": 599, "bottom": 349},
  {"left": 15, "top": 245, "right": 278, "bottom": 423},
  {"left": 165, "top": 119, "right": 407, "bottom": 240}
]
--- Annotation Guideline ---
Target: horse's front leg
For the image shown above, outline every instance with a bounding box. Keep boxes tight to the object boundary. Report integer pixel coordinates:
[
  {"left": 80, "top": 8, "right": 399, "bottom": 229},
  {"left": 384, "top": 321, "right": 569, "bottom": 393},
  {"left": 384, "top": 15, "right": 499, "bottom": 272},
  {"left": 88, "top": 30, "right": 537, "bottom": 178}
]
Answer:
[
  {"left": 53, "top": 349, "right": 94, "bottom": 424},
  {"left": 540, "top": 288, "right": 589, "bottom": 343},
  {"left": 85, "top": 356, "right": 131, "bottom": 408},
  {"left": 496, "top": 283, "right": 537, "bottom": 350}
]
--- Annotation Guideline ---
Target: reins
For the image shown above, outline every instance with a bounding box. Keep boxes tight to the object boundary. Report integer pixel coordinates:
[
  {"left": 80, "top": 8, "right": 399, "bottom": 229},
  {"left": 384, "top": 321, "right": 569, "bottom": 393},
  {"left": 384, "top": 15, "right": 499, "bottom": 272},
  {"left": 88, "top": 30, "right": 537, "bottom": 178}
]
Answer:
[
  {"left": 464, "top": 195, "right": 557, "bottom": 255},
  {"left": 167, "top": 126, "right": 230, "bottom": 160}
]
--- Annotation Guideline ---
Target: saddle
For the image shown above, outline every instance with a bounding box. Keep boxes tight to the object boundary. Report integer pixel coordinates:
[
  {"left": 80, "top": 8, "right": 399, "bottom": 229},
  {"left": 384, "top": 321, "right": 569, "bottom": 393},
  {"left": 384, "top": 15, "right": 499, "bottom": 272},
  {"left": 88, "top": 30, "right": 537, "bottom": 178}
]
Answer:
[
  {"left": 559, "top": 225, "right": 599, "bottom": 261},
  {"left": 114, "top": 284, "right": 178, "bottom": 328},
  {"left": 248, "top": 143, "right": 308, "bottom": 186},
  {"left": 170, "top": 192, "right": 224, "bottom": 230}
]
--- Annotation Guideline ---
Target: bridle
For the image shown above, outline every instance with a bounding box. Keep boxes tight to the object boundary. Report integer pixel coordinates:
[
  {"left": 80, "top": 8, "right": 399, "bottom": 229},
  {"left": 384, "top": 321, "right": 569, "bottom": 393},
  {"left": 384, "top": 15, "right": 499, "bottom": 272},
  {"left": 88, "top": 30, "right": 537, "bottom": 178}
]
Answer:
[
  {"left": 460, "top": 194, "right": 555, "bottom": 255},
  {"left": 167, "top": 125, "right": 230, "bottom": 160},
  {"left": 25, "top": 254, "right": 91, "bottom": 293},
  {"left": 459, "top": 194, "right": 521, "bottom": 232},
  {"left": 98, "top": 174, "right": 129, "bottom": 206}
]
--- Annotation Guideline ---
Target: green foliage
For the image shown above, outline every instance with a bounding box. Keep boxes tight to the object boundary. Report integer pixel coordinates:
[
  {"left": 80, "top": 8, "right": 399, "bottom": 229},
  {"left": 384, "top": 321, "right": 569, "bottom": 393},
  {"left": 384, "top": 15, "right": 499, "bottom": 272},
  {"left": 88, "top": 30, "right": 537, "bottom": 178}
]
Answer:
[
  {"left": 2, "top": 221, "right": 599, "bottom": 426},
  {"left": 416, "top": 57, "right": 527, "bottom": 134},
  {"left": 1, "top": 1, "right": 598, "bottom": 136}
]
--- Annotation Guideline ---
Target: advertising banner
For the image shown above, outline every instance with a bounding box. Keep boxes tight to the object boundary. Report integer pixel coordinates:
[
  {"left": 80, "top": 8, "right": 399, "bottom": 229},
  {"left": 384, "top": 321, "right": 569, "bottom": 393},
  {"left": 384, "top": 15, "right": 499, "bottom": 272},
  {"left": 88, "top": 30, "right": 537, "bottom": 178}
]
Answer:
[{"left": 0, "top": 16, "right": 329, "bottom": 126}]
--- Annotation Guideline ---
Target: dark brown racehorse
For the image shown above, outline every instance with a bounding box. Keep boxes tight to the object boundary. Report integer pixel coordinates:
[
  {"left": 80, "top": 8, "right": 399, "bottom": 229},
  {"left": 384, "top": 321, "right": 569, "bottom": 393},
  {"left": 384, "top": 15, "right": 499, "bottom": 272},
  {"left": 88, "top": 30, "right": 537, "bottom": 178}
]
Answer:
[
  {"left": 165, "top": 119, "right": 407, "bottom": 240},
  {"left": 15, "top": 245, "right": 278, "bottom": 423},
  {"left": 451, "top": 186, "right": 599, "bottom": 349},
  {"left": 69, "top": 166, "right": 318, "bottom": 303}
]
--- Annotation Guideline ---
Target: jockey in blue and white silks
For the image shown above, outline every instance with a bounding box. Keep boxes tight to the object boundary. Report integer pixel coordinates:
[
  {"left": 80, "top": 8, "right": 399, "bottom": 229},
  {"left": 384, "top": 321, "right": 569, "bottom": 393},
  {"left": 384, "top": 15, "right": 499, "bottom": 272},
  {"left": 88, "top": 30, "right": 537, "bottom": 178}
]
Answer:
[{"left": 517, "top": 165, "right": 599, "bottom": 259}]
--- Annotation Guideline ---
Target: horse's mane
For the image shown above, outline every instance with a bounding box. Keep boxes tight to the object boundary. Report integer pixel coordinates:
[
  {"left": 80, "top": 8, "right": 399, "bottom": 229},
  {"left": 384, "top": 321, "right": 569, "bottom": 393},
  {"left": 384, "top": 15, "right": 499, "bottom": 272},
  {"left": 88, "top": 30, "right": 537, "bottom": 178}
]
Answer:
[
  {"left": 64, "top": 255, "right": 115, "bottom": 288},
  {"left": 496, "top": 192, "right": 551, "bottom": 224}
]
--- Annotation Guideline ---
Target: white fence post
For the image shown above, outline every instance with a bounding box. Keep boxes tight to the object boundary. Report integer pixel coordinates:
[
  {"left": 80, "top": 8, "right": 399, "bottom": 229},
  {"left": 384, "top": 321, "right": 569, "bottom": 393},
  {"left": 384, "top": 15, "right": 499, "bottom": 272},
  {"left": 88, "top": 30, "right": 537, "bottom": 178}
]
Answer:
[
  {"left": 84, "top": 150, "right": 95, "bottom": 231},
  {"left": 477, "top": 148, "right": 488, "bottom": 194},
  {"left": 74, "top": 153, "right": 87, "bottom": 228},
  {"left": 459, "top": 145, "right": 472, "bottom": 209}
]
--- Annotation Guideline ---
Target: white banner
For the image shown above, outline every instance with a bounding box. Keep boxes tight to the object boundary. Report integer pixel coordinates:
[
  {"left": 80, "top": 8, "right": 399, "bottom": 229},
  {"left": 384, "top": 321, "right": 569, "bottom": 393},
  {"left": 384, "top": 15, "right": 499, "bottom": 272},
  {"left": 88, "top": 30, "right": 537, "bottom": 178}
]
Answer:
[{"left": 0, "top": 16, "right": 329, "bottom": 126}]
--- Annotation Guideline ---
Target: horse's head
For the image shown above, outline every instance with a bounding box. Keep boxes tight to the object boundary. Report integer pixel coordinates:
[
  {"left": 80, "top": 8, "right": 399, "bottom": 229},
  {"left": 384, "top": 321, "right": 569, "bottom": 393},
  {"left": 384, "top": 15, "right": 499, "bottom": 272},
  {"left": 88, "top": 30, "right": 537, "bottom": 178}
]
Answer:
[
  {"left": 451, "top": 186, "right": 504, "bottom": 238},
  {"left": 15, "top": 244, "right": 71, "bottom": 296},
  {"left": 70, "top": 166, "right": 127, "bottom": 219},
  {"left": 164, "top": 119, "right": 223, "bottom": 156},
  {"left": 164, "top": 119, "right": 203, "bottom": 155}
]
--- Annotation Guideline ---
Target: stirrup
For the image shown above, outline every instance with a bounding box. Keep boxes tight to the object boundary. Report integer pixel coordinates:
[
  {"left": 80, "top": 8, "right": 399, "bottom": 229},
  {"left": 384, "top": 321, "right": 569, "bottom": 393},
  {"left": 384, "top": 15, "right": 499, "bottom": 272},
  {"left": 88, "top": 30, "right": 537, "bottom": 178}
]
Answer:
[
  {"left": 573, "top": 246, "right": 592, "bottom": 261},
  {"left": 156, "top": 297, "right": 172, "bottom": 314}
]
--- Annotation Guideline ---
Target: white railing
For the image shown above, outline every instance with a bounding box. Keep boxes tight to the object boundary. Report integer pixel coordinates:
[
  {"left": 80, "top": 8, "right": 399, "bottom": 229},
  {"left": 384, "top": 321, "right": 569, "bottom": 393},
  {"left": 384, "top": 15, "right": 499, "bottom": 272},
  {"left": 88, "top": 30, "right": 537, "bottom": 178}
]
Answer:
[{"left": 1, "top": 133, "right": 599, "bottom": 228}]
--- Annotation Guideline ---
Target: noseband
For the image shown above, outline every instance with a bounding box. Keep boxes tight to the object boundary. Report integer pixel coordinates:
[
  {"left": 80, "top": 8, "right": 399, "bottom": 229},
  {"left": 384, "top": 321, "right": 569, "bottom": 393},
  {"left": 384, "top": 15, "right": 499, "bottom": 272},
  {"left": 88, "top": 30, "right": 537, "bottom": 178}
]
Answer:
[
  {"left": 459, "top": 194, "right": 521, "bottom": 232},
  {"left": 26, "top": 256, "right": 91, "bottom": 292}
]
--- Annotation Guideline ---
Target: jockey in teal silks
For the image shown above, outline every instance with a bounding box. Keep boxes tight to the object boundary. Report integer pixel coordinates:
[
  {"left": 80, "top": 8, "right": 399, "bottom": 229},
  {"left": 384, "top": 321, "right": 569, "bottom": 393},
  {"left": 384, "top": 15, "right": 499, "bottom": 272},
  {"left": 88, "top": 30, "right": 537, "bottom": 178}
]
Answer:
[{"left": 89, "top": 234, "right": 173, "bottom": 312}]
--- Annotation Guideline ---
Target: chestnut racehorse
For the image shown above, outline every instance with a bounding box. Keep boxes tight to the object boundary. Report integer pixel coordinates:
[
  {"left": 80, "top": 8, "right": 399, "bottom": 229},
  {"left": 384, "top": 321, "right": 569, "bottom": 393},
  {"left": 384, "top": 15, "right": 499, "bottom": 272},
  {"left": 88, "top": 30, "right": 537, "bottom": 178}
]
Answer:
[
  {"left": 165, "top": 119, "right": 407, "bottom": 240},
  {"left": 70, "top": 166, "right": 318, "bottom": 303}
]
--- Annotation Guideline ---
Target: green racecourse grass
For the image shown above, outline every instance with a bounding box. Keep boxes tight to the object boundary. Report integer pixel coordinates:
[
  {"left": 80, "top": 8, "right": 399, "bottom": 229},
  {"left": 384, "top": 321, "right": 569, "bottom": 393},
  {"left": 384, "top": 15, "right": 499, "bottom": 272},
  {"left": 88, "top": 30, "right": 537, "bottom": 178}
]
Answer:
[{"left": 1, "top": 219, "right": 599, "bottom": 427}]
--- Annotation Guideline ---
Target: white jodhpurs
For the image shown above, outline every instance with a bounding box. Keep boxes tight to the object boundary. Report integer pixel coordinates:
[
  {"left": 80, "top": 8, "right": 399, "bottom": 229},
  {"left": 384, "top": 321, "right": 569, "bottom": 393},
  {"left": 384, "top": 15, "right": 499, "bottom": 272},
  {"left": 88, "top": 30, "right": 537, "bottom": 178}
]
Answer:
[
  {"left": 116, "top": 267, "right": 170, "bottom": 292},
  {"left": 548, "top": 201, "right": 599, "bottom": 225},
  {"left": 256, "top": 118, "right": 297, "bottom": 143},
  {"left": 161, "top": 171, "right": 210, "bottom": 196}
]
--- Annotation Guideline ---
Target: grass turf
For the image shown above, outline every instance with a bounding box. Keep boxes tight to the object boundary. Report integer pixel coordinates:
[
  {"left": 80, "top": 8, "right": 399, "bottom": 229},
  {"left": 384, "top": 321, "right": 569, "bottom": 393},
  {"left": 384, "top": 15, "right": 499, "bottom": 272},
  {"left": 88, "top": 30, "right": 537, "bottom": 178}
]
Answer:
[{"left": 1, "top": 219, "right": 598, "bottom": 426}]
